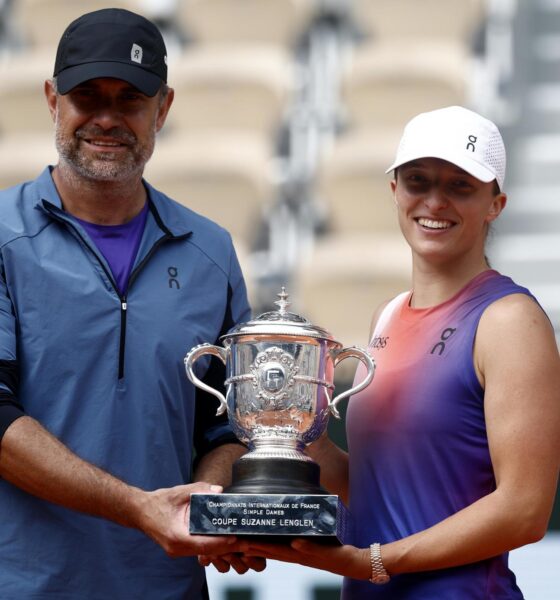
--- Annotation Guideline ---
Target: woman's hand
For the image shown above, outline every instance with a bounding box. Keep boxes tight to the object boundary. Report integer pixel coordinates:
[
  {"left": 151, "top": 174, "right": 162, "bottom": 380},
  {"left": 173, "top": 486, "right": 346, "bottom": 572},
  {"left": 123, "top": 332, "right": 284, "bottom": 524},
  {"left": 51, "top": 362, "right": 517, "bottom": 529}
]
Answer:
[{"left": 238, "top": 538, "right": 371, "bottom": 580}]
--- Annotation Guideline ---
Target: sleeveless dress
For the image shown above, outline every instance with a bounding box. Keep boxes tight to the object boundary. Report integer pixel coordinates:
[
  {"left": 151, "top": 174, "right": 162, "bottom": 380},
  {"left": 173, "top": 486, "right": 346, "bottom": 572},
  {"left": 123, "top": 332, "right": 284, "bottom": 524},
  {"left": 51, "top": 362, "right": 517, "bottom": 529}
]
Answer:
[{"left": 343, "top": 270, "right": 532, "bottom": 599}]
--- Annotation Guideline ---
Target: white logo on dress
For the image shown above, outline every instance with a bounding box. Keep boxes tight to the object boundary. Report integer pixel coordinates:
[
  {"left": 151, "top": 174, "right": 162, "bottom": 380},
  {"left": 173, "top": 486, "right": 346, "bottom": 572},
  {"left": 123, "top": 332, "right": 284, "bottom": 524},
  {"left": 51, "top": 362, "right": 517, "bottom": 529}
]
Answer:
[{"left": 131, "top": 44, "right": 143, "bottom": 64}]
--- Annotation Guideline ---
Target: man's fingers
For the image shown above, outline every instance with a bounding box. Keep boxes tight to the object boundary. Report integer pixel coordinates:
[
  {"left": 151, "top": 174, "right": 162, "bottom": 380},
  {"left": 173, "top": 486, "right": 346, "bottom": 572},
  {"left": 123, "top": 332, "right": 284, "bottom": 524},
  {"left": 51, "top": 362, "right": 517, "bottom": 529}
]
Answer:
[
  {"left": 240, "top": 555, "right": 267, "bottom": 572},
  {"left": 209, "top": 557, "right": 231, "bottom": 573},
  {"left": 226, "top": 553, "right": 250, "bottom": 574},
  {"left": 198, "top": 555, "right": 213, "bottom": 567},
  {"left": 199, "top": 552, "right": 266, "bottom": 573}
]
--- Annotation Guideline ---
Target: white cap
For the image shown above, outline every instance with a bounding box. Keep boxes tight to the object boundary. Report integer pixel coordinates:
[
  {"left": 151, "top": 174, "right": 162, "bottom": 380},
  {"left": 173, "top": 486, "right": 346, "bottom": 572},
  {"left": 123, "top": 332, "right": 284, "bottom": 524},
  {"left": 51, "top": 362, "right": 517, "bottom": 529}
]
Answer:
[{"left": 386, "top": 106, "right": 506, "bottom": 190}]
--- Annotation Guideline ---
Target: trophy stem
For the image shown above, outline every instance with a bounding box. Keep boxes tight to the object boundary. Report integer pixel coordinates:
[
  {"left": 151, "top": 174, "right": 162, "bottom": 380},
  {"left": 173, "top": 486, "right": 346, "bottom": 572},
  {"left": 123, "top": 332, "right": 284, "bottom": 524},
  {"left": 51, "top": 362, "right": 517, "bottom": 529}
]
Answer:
[
  {"left": 226, "top": 456, "right": 327, "bottom": 495},
  {"left": 241, "top": 437, "right": 312, "bottom": 462}
]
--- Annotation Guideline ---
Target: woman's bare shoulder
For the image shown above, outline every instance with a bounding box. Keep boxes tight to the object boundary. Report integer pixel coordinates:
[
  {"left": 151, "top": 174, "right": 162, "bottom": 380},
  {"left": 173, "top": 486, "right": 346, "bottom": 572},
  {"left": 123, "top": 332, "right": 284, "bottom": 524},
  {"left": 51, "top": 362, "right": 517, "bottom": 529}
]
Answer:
[{"left": 475, "top": 292, "right": 559, "bottom": 382}]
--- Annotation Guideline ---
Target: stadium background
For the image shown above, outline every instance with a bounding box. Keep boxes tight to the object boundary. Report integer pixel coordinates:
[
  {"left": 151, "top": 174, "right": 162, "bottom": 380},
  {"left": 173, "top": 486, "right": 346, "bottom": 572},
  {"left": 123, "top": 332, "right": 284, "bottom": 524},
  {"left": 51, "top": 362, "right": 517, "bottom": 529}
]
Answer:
[{"left": 0, "top": 0, "right": 558, "bottom": 598}]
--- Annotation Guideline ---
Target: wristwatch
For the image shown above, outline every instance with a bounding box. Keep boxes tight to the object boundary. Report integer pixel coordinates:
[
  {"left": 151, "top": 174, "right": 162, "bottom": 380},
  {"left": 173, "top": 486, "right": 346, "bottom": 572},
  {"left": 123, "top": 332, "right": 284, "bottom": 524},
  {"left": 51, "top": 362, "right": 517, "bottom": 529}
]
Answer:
[{"left": 369, "top": 543, "right": 390, "bottom": 584}]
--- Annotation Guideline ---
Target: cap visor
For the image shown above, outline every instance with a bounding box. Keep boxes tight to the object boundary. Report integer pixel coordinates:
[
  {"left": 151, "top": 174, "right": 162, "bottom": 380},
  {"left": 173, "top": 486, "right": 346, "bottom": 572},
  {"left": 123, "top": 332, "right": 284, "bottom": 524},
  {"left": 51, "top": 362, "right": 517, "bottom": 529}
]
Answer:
[
  {"left": 385, "top": 151, "right": 496, "bottom": 184},
  {"left": 56, "top": 62, "right": 162, "bottom": 97}
]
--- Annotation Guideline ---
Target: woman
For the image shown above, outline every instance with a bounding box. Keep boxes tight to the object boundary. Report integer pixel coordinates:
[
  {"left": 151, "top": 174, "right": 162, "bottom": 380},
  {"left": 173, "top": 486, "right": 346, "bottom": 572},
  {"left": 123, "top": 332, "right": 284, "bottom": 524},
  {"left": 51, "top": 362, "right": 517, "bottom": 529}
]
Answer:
[{"left": 236, "top": 106, "right": 560, "bottom": 598}]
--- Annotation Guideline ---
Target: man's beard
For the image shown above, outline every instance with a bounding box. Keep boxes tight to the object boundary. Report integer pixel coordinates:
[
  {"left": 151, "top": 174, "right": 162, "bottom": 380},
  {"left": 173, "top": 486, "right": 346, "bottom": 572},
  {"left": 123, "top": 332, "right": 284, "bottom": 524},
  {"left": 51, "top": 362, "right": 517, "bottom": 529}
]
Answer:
[{"left": 55, "top": 121, "right": 156, "bottom": 182}]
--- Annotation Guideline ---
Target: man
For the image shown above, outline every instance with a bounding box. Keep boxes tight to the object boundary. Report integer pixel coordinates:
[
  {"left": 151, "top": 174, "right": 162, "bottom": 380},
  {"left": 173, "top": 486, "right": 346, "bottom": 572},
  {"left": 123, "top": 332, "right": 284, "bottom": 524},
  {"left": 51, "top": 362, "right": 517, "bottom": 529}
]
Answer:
[{"left": 0, "top": 8, "right": 251, "bottom": 599}]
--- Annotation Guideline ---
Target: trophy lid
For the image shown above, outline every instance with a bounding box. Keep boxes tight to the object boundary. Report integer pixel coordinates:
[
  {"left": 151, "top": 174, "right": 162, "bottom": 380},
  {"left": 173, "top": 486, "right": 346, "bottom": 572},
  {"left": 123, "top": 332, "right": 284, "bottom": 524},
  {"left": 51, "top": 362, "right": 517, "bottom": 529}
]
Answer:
[{"left": 223, "top": 288, "right": 338, "bottom": 342}]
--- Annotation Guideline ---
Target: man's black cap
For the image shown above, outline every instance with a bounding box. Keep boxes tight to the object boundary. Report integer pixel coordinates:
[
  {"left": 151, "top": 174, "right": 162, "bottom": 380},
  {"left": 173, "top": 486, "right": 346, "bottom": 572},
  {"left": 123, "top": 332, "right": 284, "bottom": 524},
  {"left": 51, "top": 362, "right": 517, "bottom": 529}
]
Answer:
[{"left": 53, "top": 8, "right": 167, "bottom": 97}]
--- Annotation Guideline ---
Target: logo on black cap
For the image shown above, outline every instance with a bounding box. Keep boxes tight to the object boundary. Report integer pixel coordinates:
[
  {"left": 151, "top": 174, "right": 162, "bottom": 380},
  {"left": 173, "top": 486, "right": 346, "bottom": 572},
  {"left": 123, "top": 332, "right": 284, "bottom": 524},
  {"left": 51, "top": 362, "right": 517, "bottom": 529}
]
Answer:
[{"left": 131, "top": 44, "right": 143, "bottom": 64}]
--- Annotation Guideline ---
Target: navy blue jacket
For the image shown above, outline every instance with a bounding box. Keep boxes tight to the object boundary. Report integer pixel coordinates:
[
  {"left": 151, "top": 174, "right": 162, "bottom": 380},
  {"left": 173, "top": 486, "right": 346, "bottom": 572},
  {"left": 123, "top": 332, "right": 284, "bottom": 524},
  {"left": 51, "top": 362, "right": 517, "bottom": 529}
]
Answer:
[{"left": 0, "top": 167, "right": 250, "bottom": 598}]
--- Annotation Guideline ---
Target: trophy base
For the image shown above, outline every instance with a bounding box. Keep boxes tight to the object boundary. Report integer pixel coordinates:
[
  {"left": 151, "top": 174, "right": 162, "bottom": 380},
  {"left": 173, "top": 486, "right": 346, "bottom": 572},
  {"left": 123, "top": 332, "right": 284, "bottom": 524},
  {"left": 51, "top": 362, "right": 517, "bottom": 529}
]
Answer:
[{"left": 189, "top": 458, "right": 347, "bottom": 540}]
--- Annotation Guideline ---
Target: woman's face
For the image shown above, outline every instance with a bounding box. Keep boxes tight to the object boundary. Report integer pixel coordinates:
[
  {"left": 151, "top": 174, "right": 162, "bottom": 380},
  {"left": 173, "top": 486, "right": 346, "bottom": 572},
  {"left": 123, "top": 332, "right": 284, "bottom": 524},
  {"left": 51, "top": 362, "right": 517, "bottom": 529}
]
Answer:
[{"left": 392, "top": 157, "right": 506, "bottom": 266}]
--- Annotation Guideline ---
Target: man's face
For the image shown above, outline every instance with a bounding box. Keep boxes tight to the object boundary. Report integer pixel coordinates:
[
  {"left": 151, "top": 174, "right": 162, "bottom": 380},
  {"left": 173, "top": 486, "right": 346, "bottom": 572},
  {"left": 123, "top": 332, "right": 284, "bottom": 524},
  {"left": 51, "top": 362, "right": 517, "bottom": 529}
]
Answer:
[{"left": 46, "top": 77, "right": 172, "bottom": 182}]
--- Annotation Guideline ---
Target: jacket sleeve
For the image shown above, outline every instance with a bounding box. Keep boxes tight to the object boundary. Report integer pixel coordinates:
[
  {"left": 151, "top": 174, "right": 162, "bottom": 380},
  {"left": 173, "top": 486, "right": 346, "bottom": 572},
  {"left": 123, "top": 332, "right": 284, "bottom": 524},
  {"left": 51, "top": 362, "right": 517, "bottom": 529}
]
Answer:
[
  {"left": 0, "top": 257, "right": 24, "bottom": 441},
  {"left": 193, "top": 242, "right": 251, "bottom": 460}
]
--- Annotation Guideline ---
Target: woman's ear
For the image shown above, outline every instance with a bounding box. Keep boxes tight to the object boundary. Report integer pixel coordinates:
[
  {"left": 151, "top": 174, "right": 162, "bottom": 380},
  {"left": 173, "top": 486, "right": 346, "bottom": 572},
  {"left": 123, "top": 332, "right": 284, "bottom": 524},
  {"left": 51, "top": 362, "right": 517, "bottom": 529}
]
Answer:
[{"left": 486, "top": 192, "right": 507, "bottom": 223}]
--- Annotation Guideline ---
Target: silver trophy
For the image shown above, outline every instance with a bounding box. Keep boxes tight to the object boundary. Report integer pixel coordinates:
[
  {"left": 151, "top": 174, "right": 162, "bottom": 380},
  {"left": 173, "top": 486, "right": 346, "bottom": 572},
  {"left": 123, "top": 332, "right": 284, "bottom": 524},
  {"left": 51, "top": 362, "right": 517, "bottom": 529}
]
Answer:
[{"left": 185, "top": 288, "right": 375, "bottom": 537}]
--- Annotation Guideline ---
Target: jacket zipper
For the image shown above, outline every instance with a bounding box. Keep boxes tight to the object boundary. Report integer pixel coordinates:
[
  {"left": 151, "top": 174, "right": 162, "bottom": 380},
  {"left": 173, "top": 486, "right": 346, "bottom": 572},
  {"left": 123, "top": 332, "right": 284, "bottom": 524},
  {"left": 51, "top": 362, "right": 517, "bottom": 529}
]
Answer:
[
  {"left": 118, "top": 300, "right": 127, "bottom": 379},
  {"left": 117, "top": 235, "right": 172, "bottom": 378},
  {"left": 64, "top": 219, "right": 132, "bottom": 379}
]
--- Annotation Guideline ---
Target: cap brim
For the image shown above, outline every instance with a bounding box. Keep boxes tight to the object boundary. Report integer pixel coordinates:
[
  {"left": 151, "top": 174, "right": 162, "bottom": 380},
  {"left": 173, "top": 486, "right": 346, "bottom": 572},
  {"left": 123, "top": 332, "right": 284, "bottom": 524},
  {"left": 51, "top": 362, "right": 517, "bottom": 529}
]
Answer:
[
  {"left": 56, "top": 61, "right": 162, "bottom": 97},
  {"left": 385, "top": 151, "right": 496, "bottom": 184}
]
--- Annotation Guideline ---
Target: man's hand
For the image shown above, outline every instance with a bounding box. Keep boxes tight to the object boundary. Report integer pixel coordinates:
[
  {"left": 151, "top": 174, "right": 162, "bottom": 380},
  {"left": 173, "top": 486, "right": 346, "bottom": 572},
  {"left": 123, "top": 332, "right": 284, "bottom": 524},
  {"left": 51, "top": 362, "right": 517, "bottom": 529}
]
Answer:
[{"left": 138, "top": 481, "right": 238, "bottom": 557}]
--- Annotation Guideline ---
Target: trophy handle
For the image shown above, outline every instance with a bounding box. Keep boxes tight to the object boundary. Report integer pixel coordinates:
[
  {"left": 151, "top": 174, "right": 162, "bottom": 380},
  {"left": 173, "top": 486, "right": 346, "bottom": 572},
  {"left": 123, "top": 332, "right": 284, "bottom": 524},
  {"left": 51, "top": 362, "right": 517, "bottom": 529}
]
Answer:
[
  {"left": 184, "top": 343, "right": 228, "bottom": 416},
  {"left": 329, "top": 346, "right": 375, "bottom": 419}
]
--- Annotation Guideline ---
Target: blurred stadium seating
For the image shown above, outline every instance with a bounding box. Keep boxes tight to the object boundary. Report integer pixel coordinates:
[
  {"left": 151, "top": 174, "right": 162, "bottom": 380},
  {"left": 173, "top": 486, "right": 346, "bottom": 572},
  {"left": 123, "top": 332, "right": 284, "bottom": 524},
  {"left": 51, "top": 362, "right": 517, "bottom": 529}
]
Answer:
[
  {"left": 341, "top": 40, "right": 469, "bottom": 131},
  {"left": 0, "top": 54, "right": 52, "bottom": 134},
  {"left": 13, "top": 0, "right": 138, "bottom": 46},
  {"left": 166, "top": 45, "right": 295, "bottom": 138},
  {"left": 316, "top": 128, "right": 400, "bottom": 235},
  {"left": 144, "top": 130, "right": 275, "bottom": 245},
  {"left": 177, "top": 0, "right": 315, "bottom": 47},
  {"left": 350, "top": 0, "right": 485, "bottom": 44}
]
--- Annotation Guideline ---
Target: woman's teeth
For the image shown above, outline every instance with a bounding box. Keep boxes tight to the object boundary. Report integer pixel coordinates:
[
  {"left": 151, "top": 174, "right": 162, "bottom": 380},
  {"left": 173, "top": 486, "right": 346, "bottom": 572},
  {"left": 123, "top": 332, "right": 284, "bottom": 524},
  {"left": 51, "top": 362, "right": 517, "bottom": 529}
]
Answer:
[{"left": 417, "top": 218, "right": 452, "bottom": 229}]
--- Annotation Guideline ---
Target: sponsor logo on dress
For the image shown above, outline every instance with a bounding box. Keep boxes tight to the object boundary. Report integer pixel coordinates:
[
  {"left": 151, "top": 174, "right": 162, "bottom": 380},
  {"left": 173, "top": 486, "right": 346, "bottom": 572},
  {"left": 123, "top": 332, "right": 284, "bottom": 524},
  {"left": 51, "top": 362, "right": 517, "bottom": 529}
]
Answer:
[
  {"left": 430, "top": 327, "right": 456, "bottom": 356},
  {"left": 371, "top": 335, "right": 389, "bottom": 349}
]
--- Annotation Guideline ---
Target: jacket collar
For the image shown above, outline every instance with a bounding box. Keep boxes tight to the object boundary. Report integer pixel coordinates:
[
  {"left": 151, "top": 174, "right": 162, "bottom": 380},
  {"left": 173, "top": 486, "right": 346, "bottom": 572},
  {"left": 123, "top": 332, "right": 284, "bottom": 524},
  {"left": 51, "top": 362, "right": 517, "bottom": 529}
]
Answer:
[{"left": 34, "top": 166, "right": 194, "bottom": 239}]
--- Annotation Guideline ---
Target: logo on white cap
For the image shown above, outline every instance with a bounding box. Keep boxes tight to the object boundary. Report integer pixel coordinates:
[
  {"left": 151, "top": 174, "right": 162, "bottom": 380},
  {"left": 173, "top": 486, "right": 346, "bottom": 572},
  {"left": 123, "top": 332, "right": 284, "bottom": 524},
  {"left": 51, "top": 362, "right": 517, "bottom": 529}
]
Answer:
[{"left": 131, "top": 43, "right": 143, "bottom": 64}]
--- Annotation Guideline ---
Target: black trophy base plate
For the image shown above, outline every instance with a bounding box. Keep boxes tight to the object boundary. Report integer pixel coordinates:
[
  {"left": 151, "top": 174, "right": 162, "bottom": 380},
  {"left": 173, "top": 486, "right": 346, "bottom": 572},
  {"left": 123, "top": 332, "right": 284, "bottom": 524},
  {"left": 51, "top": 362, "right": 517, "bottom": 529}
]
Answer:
[
  {"left": 188, "top": 457, "right": 347, "bottom": 542},
  {"left": 189, "top": 492, "right": 344, "bottom": 542}
]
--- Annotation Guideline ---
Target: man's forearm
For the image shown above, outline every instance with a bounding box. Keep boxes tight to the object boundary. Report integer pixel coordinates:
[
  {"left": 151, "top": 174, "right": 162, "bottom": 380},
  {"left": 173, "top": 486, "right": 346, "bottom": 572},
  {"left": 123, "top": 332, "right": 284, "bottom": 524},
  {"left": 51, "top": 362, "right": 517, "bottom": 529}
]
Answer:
[
  {"left": 0, "top": 416, "right": 144, "bottom": 528},
  {"left": 193, "top": 443, "right": 246, "bottom": 488}
]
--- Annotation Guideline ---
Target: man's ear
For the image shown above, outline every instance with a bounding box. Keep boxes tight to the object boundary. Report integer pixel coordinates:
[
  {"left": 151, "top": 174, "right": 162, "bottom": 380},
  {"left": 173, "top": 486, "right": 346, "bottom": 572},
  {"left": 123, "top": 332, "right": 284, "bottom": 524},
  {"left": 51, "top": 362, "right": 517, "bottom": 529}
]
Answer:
[
  {"left": 155, "top": 87, "right": 174, "bottom": 133},
  {"left": 44, "top": 79, "right": 58, "bottom": 122}
]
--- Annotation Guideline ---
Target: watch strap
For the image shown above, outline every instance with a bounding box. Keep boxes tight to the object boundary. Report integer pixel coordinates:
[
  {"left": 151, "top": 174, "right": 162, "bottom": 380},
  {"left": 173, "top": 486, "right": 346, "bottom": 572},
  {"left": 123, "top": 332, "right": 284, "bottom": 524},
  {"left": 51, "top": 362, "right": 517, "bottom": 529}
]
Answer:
[{"left": 369, "top": 542, "right": 390, "bottom": 584}]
